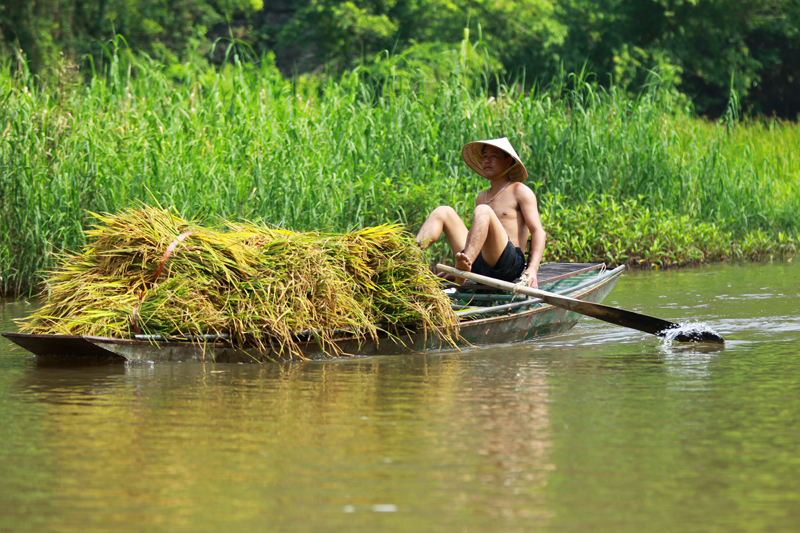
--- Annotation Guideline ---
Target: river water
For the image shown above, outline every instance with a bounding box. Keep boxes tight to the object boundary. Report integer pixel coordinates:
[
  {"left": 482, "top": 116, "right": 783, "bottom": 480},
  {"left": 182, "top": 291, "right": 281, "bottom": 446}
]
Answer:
[{"left": 1, "top": 261, "right": 799, "bottom": 532}]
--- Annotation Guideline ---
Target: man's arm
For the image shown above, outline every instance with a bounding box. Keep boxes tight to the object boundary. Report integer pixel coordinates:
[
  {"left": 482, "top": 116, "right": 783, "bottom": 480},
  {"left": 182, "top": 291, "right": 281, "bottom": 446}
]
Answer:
[{"left": 516, "top": 185, "right": 546, "bottom": 288}]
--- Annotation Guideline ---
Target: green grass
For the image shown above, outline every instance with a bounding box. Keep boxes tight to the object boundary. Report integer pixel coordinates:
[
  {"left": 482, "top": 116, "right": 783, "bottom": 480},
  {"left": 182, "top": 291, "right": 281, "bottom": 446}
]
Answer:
[{"left": 1, "top": 49, "right": 798, "bottom": 294}]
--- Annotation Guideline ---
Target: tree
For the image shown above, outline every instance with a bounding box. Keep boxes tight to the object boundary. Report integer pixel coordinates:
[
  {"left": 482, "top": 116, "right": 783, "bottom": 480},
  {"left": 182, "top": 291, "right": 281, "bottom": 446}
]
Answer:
[
  {"left": 553, "top": 0, "right": 800, "bottom": 117},
  {"left": 0, "top": 0, "right": 263, "bottom": 73}
]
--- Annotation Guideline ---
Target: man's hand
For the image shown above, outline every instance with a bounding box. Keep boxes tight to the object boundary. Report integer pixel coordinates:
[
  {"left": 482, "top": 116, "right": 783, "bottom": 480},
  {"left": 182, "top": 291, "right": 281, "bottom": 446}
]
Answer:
[{"left": 519, "top": 270, "right": 538, "bottom": 289}]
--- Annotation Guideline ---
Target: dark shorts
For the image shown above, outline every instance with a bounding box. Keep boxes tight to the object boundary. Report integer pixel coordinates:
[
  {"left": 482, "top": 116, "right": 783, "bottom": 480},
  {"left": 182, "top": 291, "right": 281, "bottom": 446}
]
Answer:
[{"left": 472, "top": 240, "right": 526, "bottom": 282}]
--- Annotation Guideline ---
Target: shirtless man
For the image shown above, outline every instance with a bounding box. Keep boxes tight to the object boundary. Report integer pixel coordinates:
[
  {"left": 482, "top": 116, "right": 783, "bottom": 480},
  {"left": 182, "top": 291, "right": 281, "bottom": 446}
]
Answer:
[{"left": 415, "top": 137, "right": 546, "bottom": 288}]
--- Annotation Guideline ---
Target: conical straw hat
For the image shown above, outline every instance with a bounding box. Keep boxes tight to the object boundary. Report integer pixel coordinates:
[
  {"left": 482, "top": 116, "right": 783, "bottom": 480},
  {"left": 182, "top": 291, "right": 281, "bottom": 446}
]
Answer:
[{"left": 461, "top": 137, "right": 528, "bottom": 182}]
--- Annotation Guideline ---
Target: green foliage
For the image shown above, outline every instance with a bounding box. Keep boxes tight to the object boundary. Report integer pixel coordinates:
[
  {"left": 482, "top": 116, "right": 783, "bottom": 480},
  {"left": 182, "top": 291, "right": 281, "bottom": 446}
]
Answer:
[
  {"left": 555, "top": 0, "right": 800, "bottom": 117},
  {"left": 2, "top": 1, "right": 799, "bottom": 116},
  {"left": 270, "top": 0, "right": 800, "bottom": 117},
  {"left": 542, "top": 194, "right": 798, "bottom": 268},
  {"left": 0, "top": 46, "right": 797, "bottom": 294},
  {"left": 278, "top": 0, "right": 398, "bottom": 69},
  {"left": 0, "top": 0, "right": 262, "bottom": 72},
  {"left": 274, "top": 0, "right": 566, "bottom": 72}
]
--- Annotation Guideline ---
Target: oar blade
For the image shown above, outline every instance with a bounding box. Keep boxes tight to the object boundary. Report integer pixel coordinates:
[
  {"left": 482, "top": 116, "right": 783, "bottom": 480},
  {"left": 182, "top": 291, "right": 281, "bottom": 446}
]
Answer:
[
  {"left": 659, "top": 325, "right": 726, "bottom": 344},
  {"left": 560, "top": 297, "right": 677, "bottom": 336}
]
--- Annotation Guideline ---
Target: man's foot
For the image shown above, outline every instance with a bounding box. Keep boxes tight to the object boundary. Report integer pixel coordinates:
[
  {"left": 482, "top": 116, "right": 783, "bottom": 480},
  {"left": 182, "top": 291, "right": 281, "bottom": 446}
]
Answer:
[{"left": 454, "top": 251, "right": 473, "bottom": 285}]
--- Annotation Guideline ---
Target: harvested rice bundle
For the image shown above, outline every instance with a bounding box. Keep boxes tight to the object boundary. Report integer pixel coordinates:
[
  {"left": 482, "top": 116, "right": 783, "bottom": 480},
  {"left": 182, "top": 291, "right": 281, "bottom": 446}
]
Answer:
[
  {"left": 20, "top": 206, "right": 458, "bottom": 359},
  {"left": 217, "top": 228, "right": 382, "bottom": 357},
  {"left": 342, "top": 226, "right": 454, "bottom": 330}
]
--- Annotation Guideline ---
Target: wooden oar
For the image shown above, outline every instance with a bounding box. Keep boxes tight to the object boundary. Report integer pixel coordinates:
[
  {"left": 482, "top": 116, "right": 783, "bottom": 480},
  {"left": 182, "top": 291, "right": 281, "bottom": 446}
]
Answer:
[{"left": 437, "top": 264, "right": 725, "bottom": 344}]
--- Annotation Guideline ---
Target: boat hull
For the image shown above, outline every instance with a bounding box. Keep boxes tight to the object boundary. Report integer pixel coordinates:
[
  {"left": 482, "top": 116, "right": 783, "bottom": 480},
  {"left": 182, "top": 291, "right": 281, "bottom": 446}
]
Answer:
[{"left": 3, "top": 265, "right": 623, "bottom": 364}]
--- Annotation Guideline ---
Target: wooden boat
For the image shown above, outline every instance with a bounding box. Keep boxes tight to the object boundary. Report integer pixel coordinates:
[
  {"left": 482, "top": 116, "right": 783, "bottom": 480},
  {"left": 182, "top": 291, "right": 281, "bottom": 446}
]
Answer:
[{"left": 3, "top": 263, "right": 625, "bottom": 364}]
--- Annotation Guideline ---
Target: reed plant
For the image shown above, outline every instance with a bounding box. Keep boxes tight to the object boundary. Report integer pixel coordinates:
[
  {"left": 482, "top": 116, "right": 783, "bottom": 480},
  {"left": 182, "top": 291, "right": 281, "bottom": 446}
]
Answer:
[
  {"left": 19, "top": 206, "right": 458, "bottom": 359},
  {"left": 1, "top": 46, "right": 798, "bottom": 294}
]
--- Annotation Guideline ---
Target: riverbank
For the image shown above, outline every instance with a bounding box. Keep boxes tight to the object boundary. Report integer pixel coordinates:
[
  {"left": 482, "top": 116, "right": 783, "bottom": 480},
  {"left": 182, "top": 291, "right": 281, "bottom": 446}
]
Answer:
[{"left": 1, "top": 50, "right": 798, "bottom": 294}]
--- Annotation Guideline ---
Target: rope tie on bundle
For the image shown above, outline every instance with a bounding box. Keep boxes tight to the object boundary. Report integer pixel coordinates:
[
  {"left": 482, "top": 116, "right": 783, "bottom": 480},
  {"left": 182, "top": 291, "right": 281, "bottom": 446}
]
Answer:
[{"left": 131, "top": 231, "right": 194, "bottom": 334}]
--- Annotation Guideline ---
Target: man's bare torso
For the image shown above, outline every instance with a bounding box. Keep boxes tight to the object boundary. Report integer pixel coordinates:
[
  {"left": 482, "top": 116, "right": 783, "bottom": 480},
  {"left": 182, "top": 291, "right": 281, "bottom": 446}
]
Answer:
[{"left": 477, "top": 182, "right": 530, "bottom": 249}]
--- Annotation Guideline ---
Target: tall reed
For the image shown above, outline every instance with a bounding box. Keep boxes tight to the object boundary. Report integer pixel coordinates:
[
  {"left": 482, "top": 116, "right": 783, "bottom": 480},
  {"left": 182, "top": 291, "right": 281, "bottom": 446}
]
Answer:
[{"left": 1, "top": 47, "right": 798, "bottom": 294}]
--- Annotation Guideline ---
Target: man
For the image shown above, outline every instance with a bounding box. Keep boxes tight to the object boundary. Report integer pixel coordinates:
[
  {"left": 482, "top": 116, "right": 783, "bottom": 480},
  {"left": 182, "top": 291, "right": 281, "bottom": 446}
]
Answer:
[{"left": 416, "top": 137, "right": 546, "bottom": 288}]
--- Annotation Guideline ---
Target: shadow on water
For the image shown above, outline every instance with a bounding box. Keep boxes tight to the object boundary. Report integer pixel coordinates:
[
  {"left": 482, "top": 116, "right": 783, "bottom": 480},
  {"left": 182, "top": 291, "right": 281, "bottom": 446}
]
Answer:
[{"left": 15, "top": 364, "right": 128, "bottom": 405}]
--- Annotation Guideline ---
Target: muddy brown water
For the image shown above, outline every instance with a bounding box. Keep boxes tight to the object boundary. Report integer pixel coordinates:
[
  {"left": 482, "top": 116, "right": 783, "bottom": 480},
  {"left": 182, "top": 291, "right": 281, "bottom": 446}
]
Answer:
[{"left": 1, "top": 261, "right": 799, "bottom": 532}]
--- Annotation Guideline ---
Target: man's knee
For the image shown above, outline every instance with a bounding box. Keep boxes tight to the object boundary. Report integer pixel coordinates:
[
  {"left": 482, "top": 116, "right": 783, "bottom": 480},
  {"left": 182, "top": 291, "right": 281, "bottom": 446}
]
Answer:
[
  {"left": 431, "top": 205, "right": 458, "bottom": 221},
  {"left": 472, "top": 204, "right": 495, "bottom": 220},
  {"left": 433, "top": 205, "right": 457, "bottom": 216}
]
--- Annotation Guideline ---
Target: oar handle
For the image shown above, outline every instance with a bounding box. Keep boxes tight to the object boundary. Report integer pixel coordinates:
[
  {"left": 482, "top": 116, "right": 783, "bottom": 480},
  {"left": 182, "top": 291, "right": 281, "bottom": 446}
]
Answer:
[{"left": 438, "top": 264, "right": 591, "bottom": 309}]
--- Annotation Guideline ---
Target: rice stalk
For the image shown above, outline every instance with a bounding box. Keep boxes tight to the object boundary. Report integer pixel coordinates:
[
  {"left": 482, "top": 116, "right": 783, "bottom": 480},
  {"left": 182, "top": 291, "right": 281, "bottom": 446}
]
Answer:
[{"left": 18, "top": 205, "right": 459, "bottom": 359}]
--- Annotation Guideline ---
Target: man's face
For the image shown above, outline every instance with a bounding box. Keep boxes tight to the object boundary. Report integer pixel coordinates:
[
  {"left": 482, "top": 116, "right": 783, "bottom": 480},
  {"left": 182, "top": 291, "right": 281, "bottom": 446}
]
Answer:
[{"left": 481, "top": 145, "right": 512, "bottom": 180}]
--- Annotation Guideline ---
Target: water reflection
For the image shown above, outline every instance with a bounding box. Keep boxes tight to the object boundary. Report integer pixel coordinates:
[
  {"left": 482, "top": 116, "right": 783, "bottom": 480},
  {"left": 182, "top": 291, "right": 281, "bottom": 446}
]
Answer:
[
  {"left": 18, "top": 365, "right": 128, "bottom": 405},
  {"left": 4, "top": 353, "right": 559, "bottom": 530},
  {"left": 466, "top": 360, "right": 554, "bottom": 522},
  {"left": 658, "top": 341, "right": 724, "bottom": 386},
  {"left": 3, "top": 262, "right": 800, "bottom": 532}
]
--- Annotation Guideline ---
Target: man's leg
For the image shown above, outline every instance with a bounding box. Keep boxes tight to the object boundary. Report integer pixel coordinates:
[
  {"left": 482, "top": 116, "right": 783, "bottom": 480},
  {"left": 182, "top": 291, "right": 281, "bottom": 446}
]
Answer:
[
  {"left": 415, "top": 206, "right": 469, "bottom": 254},
  {"left": 454, "top": 205, "right": 509, "bottom": 284}
]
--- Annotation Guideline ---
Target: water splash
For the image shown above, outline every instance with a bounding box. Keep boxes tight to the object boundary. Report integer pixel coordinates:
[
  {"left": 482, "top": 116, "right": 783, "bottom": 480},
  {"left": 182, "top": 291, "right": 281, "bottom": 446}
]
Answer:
[{"left": 660, "top": 322, "right": 724, "bottom": 344}]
